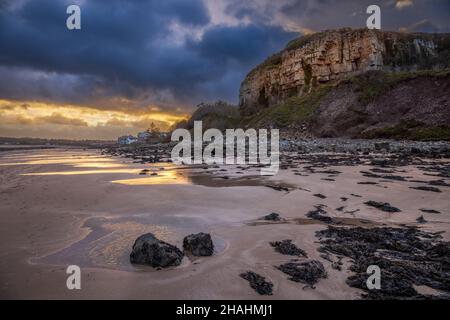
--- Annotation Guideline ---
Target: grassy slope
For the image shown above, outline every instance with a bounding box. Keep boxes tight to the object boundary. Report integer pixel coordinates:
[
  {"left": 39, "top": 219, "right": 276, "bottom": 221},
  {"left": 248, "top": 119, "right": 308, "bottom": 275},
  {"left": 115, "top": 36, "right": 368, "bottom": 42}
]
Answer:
[{"left": 241, "top": 69, "right": 450, "bottom": 141}]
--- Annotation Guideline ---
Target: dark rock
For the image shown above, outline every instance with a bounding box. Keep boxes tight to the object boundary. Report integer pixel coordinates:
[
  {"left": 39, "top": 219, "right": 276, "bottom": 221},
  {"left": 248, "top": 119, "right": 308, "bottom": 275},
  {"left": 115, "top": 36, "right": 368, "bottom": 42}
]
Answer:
[
  {"left": 265, "top": 184, "right": 289, "bottom": 192},
  {"left": 277, "top": 260, "right": 327, "bottom": 287},
  {"left": 183, "top": 233, "right": 214, "bottom": 256},
  {"left": 371, "top": 159, "right": 389, "bottom": 166},
  {"left": 375, "top": 142, "right": 390, "bottom": 151},
  {"left": 416, "top": 216, "right": 427, "bottom": 224},
  {"left": 130, "top": 233, "right": 184, "bottom": 268},
  {"left": 306, "top": 206, "right": 334, "bottom": 224},
  {"left": 381, "top": 175, "right": 407, "bottom": 181},
  {"left": 428, "top": 180, "right": 450, "bottom": 187},
  {"left": 316, "top": 226, "right": 450, "bottom": 299},
  {"left": 263, "top": 213, "right": 282, "bottom": 221},
  {"left": 364, "top": 201, "right": 401, "bottom": 213},
  {"left": 313, "top": 193, "right": 327, "bottom": 199},
  {"left": 420, "top": 209, "right": 441, "bottom": 214},
  {"left": 240, "top": 271, "right": 273, "bottom": 295},
  {"left": 270, "top": 240, "right": 307, "bottom": 257},
  {"left": 410, "top": 186, "right": 442, "bottom": 193}
]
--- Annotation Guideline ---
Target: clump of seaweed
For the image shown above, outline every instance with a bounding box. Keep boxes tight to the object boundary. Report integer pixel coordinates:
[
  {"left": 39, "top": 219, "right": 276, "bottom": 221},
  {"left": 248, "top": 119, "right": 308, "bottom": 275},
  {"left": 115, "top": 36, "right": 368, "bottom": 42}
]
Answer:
[{"left": 316, "top": 226, "right": 450, "bottom": 299}]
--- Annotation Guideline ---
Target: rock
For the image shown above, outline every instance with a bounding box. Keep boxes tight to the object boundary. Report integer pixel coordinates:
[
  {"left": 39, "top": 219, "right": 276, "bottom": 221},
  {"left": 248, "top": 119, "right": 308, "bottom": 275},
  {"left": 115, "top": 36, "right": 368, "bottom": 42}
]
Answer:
[
  {"left": 416, "top": 216, "right": 427, "bottom": 224},
  {"left": 306, "top": 206, "right": 334, "bottom": 224},
  {"left": 265, "top": 184, "right": 289, "bottom": 192},
  {"left": 410, "top": 186, "right": 442, "bottom": 193},
  {"left": 313, "top": 193, "right": 327, "bottom": 199},
  {"left": 316, "top": 226, "right": 450, "bottom": 299},
  {"left": 130, "top": 233, "right": 184, "bottom": 268},
  {"left": 183, "top": 233, "right": 214, "bottom": 256},
  {"left": 240, "top": 29, "right": 447, "bottom": 116},
  {"left": 420, "top": 209, "right": 441, "bottom": 214},
  {"left": 371, "top": 158, "right": 389, "bottom": 166},
  {"left": 277, "top": 260, "right": 327, "bottom": 287},
  {"left": 364, "top": 201, "right": 401, "bottom": 213},
  {"left": 263, "top": 213, "right": 282, "bottom": 221},
  {"left": 375, "top": 142, "right": 390, "bottom": 151},
  {"left": 270, "top": 240, "right": 307, "bottom": 257},
  {"left": 240, "top": 271, "right": 273, "bottom": 295}
]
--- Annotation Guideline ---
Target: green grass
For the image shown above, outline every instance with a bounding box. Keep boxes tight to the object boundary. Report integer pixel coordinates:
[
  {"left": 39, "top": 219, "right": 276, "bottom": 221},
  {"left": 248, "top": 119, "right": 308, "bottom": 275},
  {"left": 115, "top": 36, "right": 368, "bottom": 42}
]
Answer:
[
  {"left": 244, "top": 85, "right": 332, "bottom": 128},
  {"left": 363, "top": 120, "right": 450, "bottom": 141},
  {"left": 247, "top": 52, "right": 283, "bottom": 78},
  {"left": 352, "top": 69, "right": 450, "bottom": 105}
]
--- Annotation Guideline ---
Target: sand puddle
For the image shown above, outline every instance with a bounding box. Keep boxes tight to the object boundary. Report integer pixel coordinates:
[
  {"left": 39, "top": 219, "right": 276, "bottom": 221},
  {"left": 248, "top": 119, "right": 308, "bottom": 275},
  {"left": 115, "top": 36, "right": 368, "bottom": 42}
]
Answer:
[{"left": 35, "top": 215, "right": 227, "bottom": 272}]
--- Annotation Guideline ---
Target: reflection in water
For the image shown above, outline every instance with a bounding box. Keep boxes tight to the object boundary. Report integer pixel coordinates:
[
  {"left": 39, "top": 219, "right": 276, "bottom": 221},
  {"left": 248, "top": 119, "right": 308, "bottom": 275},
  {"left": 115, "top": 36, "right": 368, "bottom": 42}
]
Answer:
[
  {"left": 38, "top": 217, "right": 175, "bottom": 271},
  {"left": 0, "top": 156, "right": 115, "bottom": 166},
  {"left": 12, "top": 151, "right": 278, "bottom": 188},
  {"left": 72, "top": 162, "right": 126, "bottom": 168},
  {"left": 112, "top": 170, "right": 189, "bottom": 185},
  {"left": 23, "top": 169, "right": 143, "bottom": 175}
]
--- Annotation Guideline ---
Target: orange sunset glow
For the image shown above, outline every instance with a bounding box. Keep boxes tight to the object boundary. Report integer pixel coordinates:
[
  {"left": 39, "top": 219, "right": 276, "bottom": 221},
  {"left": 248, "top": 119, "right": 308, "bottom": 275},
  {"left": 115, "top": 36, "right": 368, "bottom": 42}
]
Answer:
[{"left": 0, "top": 99, "right": 188, "bottom": 140}]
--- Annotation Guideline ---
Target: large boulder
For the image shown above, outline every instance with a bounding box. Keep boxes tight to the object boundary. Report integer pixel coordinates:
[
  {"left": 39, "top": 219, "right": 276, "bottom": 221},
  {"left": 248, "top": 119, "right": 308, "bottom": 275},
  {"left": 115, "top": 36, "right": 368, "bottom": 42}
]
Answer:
[
  {"left": 183, "top": 233, "right": 214, "bottom": 256},
  {"left": 130, "top": 233, "right": 184, "bottom": 268}
]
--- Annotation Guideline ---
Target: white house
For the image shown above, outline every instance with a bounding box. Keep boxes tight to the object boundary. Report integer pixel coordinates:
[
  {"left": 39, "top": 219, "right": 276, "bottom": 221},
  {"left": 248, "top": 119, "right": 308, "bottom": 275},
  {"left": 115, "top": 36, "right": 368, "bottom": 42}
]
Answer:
[
  {"left": 118, "top": 135, "right": 138, "bottom": 145},
  {"left": 137, "top": 130, "right": 151, "bottom": 142}
]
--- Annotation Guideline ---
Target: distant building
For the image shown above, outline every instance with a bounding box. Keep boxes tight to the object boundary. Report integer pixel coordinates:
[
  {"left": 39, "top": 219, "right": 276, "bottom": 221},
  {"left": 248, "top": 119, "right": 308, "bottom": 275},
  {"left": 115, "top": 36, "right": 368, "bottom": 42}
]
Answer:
[
  {"left": 137, "top": 130, "right": 151, "bottom": 142},
  {"left": 118, "top": 135, "right": 137, "bottom": 145}
]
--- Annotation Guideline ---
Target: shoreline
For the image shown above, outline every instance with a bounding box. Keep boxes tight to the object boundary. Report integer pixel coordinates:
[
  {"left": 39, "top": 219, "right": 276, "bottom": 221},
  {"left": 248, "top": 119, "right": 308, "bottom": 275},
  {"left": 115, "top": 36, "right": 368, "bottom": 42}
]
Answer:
[{"left": 0, "top": 142, "right": 449, "bottom": 299}]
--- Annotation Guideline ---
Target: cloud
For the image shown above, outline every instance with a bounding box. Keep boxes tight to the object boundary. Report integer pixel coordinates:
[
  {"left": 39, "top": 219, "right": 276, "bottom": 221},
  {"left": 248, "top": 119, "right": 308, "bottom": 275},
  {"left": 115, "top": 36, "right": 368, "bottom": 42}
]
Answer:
[
  {"left": 0, "top": 99, "right": 187, "bottom": 139},
  {"left": 399, "top": 19, "right": 439, "bottom": 33},
  {"left": 396, "top": 0, "right": 414, "bottom": 10},
  {"left": 37, "top": 113, "right": 89, "bottom": 127},
  {"left": 0, "top": 0, "right": 449, "bottom": 139}
]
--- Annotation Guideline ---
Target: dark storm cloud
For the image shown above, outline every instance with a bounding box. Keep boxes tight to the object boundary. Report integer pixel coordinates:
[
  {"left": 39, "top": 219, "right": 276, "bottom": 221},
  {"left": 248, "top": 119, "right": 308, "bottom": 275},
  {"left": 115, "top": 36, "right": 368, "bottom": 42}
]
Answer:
[
  {"left": 278, "top": 0, "right": 450, "bottom": 33},
  {"left": 0, "top": 0, "right": 448, "bottom": 112},
  {"left": 0, "top": 0, "right": 298, "bottom": 109}
]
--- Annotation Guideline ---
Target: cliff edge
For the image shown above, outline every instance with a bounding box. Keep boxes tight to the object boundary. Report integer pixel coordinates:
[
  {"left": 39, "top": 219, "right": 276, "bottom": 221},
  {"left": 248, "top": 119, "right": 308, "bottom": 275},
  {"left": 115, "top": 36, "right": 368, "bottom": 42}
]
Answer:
[{"left": 239, "top": 28, "right": 450, "bottom": 140}]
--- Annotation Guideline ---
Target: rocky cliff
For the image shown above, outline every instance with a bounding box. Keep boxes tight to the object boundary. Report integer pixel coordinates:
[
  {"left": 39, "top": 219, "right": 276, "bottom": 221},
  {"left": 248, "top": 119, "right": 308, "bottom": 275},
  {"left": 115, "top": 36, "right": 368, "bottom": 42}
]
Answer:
[{"left": 239, "top": 28, "right": 450, "bottom": 117}]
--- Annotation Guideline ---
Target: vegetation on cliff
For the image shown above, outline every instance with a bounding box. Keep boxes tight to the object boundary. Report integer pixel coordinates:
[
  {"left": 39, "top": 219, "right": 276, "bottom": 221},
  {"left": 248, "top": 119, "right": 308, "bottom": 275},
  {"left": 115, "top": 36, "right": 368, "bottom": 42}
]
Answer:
[{"left": 241, "top": 69, "right": 450, "bottom": 141}]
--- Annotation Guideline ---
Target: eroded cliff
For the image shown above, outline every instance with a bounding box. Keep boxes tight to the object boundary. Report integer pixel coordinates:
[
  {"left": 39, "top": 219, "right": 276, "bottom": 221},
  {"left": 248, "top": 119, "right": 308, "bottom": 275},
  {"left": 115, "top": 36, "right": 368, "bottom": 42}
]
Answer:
[{"left": 239, "top": 28, "right": 450, "bottom": 117}]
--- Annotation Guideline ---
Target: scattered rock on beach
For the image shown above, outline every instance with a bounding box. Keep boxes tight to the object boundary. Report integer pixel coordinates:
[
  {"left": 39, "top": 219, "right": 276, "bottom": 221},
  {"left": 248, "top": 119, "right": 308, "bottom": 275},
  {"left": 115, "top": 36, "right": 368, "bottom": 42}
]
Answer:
[
  {"left": 364, "top": 201, "right": 401, "bottom": 213},
  {"left": 130, "top": 233, "right": 184, "bottom": 268},
  {"left": 265, "top": 184, "right": 290, "bottom": 192},
  {"left": 277, "top": 260, "right": 327, "bottom": 288},
  {"left": 240, "top": 271, "right": 273, "bottom": 295},
  {"left": 420, "top": 209, "right": 441, "bottom": 214},
  {"left": 270, "top": 240, "right": 307, "bottom": 257},
  {"left": 263, "top": 213, "right": 282, "bottom": 221},
  {"left": 416, "top": 216, "right": 427, "bottom": 224},
  {"left": 183, "top": 233, "right": 214, "bottom": 256},
  {"left": 316, "top": 226, "right": 450, "bottom": 299},
  {"left": 410, "top": 186, "right": 442, "bottom": 193},
  {"left": 306, "top": 206, "right": 333, "bottom": 224}
]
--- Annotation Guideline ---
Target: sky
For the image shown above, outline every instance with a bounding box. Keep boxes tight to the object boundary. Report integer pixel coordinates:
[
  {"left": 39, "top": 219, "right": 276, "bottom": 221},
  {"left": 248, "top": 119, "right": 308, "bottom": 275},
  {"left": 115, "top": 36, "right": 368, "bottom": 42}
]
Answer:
[{"left": 0, "top": 0, "right": 449, "bottom": 140}]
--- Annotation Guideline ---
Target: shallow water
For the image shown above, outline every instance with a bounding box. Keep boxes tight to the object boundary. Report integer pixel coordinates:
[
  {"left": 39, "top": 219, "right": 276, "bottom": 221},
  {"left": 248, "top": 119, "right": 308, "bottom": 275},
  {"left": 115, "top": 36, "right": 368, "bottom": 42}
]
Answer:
[{"left": 2, "top": 149, "right": 262, "bottom": 270}]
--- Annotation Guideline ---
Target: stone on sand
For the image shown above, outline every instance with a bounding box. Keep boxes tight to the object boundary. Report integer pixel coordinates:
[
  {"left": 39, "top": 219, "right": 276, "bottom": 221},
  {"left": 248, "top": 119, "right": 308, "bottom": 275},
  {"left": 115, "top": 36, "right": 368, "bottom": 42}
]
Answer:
[{"left": 130, "top": 233, "right": 184, "bottom": 268}]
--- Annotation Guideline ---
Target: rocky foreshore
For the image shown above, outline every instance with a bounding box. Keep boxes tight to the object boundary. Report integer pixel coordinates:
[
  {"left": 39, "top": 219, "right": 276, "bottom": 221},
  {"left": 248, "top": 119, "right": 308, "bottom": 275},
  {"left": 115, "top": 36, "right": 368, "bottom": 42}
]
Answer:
[
  {"left": 103, "top": 139, "right": 450, "bottom": 165},
  {"left": 280, "top": 138, "right": 450, "bottom": 156}
]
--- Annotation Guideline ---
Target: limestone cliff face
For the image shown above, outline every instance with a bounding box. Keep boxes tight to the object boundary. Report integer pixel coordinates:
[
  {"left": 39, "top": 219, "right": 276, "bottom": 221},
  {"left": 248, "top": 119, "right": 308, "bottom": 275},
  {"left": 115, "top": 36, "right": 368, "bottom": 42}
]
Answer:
[{"left": 239, "top": 28, "right": 450, "bottom": 116}]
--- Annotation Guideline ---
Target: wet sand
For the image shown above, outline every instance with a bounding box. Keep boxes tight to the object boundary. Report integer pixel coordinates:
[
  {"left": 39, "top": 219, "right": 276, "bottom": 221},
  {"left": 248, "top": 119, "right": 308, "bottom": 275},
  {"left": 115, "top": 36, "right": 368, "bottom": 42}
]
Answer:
[{"left": 0, "top": 148, "right": 449, "bottom": 299}]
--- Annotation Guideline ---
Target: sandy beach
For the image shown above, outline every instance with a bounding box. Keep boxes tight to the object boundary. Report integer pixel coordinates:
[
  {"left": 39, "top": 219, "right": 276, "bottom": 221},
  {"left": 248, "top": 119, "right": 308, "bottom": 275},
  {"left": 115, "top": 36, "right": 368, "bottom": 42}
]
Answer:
[{"left": 0, "top": 147, "right": 449, "bottom": 299}]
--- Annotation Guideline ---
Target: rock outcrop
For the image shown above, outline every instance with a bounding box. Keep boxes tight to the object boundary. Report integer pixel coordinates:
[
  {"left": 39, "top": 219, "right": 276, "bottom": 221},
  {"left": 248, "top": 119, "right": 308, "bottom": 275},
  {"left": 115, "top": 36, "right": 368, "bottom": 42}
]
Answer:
[
  {"left": 183, "top": 233, "right": 214, "bottom": 256},
  {"left": 130, "top": 233, "right": 184, "bottom": 268},
  {"left": 240, "top": 28, "right": 450, "bottom": 116}
]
